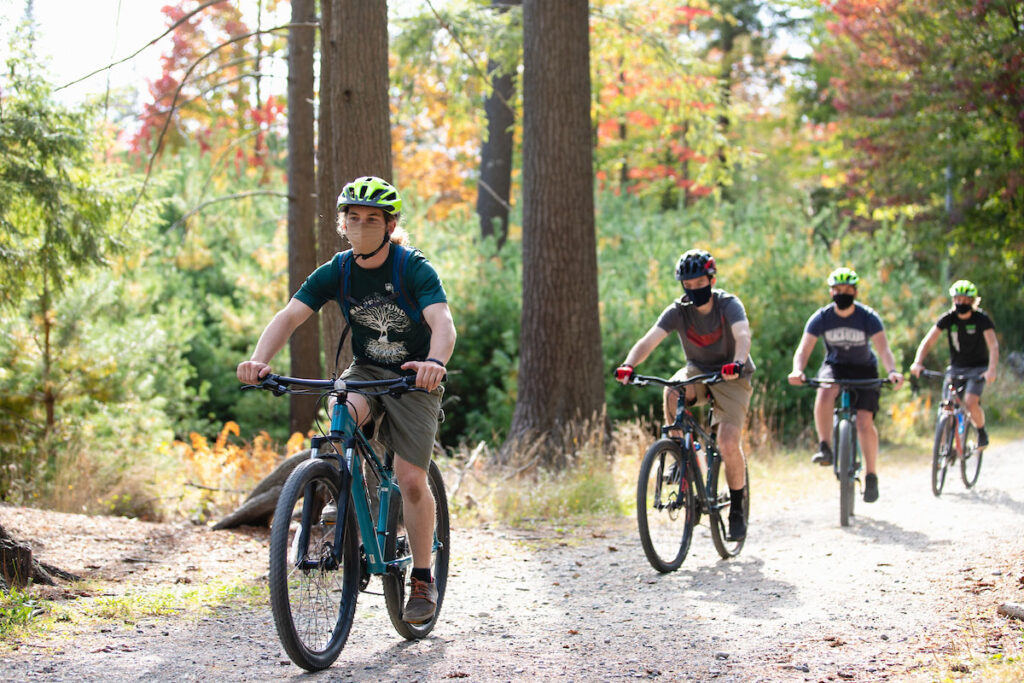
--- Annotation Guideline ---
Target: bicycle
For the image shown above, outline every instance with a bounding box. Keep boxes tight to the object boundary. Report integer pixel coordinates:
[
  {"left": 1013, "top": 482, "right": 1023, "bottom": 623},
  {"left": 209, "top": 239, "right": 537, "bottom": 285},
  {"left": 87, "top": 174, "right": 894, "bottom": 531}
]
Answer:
[
  {"left": 800, "top": 377, "right": 892, "bottom": 527},
  {"left": 919, "top": 369, "right": 983, "bottom": 496},
  {"left": 242, "top": 373, "right": 450, "bottom": 671},
  {"left": 626, "top": 372, "right": 749, "bottom": 573}
]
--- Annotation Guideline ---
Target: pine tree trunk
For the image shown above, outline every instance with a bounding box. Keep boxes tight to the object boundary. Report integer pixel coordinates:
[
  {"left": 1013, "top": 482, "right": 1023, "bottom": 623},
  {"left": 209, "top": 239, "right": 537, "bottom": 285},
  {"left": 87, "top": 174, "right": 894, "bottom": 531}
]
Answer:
[
  {"left": 287, "top": 0, "right": 321, "bottom": 434},
  {"left": 506, "top": 0, "right": 605, "bottom": 467},
  {"left": 476, "top": 0, "right": 520, "bottom": 249},
  {"left": 316, "top": 0, "right": 392, "bottom": 377}
]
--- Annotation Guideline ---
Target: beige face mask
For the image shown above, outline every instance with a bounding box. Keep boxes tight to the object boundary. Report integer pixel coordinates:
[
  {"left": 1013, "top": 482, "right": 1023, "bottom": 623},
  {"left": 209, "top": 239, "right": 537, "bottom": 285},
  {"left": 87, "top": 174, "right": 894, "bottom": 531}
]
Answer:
[{"left": 343, "top": 211, "right": 391, "bottom": 257}]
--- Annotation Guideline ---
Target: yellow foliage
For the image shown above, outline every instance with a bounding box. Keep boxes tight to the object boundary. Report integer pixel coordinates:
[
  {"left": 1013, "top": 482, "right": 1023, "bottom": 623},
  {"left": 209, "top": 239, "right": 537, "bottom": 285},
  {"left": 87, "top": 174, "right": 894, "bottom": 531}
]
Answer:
[{"left": 173, "top": 422, "right": 307, "bottom": 518}]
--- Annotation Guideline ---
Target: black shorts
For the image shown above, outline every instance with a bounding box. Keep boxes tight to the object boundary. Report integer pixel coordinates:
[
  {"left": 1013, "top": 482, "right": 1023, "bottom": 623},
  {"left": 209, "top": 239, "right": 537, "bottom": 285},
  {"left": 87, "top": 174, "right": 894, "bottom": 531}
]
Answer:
[{"left": 818, "top": 363, "right": 880, "bottom": 414}]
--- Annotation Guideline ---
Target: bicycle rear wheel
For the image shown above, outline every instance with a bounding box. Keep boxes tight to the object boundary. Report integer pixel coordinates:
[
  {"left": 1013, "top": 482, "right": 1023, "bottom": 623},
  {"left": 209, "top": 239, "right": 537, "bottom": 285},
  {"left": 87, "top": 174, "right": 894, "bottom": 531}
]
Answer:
[
  {"left": 709, "top": 457, "right": 748, "bottom": 559},
  {"left": 837, "top": 420, "right": 856, "bottom": 527},
  {"left": 959, "top": 421, "right": 983, "bottom": 488},
  {"left": 268, "top": 458, "right": 359, "bottom": 671},
  {"left": 636, "top": 439, "right": 696, "bottom": 573},
  {"left": 931, "top": 414, "right": 953, "bottom": 496},
  {"left": 382, "top": 459, "right": 450, "bottom": 639}
]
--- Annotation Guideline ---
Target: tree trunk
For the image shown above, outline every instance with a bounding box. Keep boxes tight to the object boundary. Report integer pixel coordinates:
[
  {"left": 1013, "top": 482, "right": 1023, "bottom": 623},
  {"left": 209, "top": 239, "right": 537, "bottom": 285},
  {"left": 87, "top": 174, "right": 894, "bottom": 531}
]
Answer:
[
  {"left": 287, "top": 0, "right": 321, "bottom": 435},
  {"left": 477, "top": 60, "right": 516, "bottom": 249},
  {"left": 476, "top": 0, "right": 521, "bottom": 249},
  {"left": 506, "top": 0, "right": 605, "bottom": 467},
  {"left": 316, "top": 0, "right": 393, "bottom": 377}
]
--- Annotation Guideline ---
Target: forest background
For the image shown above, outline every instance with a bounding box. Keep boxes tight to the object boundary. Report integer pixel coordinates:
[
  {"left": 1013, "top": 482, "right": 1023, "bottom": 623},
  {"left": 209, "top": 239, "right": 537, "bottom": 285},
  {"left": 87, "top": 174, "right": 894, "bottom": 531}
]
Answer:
[{"left": 0, "top": 0, "right": 1021, "bottom": 521}]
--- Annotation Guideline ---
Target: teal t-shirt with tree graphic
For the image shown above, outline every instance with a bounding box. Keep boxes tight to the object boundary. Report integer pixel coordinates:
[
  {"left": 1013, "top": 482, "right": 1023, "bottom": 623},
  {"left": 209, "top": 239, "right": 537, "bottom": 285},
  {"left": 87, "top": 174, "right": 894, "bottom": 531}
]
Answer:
[{"left": 294, "top": 246, "right": 447, "bottom": 373}]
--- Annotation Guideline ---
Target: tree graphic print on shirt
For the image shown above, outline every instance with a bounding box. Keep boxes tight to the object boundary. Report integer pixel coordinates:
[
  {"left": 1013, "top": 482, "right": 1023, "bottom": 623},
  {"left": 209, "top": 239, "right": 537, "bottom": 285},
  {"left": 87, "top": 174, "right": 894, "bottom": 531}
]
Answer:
[{"left": 351, "top": 294, "right": 412, "bottom": 365}]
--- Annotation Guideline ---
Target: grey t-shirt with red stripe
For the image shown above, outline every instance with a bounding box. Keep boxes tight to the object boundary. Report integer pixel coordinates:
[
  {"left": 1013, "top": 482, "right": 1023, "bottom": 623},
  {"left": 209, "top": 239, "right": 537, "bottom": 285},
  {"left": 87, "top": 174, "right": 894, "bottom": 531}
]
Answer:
[{"left": 656, "top": 290, "right": 755, "bottom": 374}]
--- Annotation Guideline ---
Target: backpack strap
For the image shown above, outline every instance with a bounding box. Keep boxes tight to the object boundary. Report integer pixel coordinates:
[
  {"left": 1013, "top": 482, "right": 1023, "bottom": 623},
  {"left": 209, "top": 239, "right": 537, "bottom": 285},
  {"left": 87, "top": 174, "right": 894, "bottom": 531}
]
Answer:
[{"left": 390, "top": 244, "right": 423, "bottom": 324}]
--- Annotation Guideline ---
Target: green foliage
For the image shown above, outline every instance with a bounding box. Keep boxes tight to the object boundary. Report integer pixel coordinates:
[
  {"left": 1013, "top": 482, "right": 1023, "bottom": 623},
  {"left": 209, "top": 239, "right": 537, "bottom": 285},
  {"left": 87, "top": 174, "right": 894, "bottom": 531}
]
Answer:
[
  {"left": 0, "top": 41, "right": 128, "bottom": 309},
  {"left": 0, "top": 586, "right": 42, "bottom": 637},
  {"left": 404, "top": 205, "right": 522, "bottom": 444}
]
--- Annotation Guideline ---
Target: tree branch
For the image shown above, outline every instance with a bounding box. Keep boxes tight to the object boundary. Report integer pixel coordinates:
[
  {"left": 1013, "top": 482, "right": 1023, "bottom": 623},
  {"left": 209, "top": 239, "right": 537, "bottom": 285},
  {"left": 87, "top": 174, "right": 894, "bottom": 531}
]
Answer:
[{"left": 170, "top": 190, "right": 290, "bottom": 232}]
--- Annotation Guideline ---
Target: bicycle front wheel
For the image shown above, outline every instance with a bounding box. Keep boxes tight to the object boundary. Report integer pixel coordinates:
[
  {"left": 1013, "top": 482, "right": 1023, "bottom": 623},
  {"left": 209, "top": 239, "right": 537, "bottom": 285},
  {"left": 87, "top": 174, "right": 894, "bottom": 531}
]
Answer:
[
  {"left": 709, "top": 457, "right": 748, "bottom": 559},
  {"left": 960, "top": 421, "right": 983, "bottom": 488},
  {"left": 931, "top": 414, "right": 953, "bottom": 496},
  {"left": 636, "top": 439, "right": 696, "bottom": 573},
  {"left": 837, "top": 420, "right": 856, "bottom": 527},
  {"left": 268, "top": 458, "right": 360, "bottom": 671},
  {"left": 382, "top": 459, "right": 450, "bottom": 639}
]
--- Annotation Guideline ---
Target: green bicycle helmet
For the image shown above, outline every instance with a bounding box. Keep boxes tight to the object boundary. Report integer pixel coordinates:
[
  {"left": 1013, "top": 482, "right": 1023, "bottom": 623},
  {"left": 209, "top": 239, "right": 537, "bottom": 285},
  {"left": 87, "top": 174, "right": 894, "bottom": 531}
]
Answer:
[
  {"left": 827, "top": 267, "right": 860, "bottom": 287},
  {"left": 948, "top": 279, "right": 978, "bottom": 298},
  {"left": 336, "top": 176, "right": 403, "bottom": 215}
]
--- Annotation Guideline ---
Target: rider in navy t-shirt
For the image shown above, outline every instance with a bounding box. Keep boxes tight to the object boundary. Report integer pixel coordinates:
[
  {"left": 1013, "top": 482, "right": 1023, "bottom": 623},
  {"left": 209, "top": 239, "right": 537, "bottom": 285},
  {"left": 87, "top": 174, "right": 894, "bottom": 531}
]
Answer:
[{"left": 787, "top": 268, "right": 905, "bottom": 504}]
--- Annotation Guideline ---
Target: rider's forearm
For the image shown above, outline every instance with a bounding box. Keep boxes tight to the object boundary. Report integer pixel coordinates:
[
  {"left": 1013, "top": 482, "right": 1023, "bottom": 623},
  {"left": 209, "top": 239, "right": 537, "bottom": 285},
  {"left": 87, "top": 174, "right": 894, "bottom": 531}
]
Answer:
[
  {"left": 250, "top": 301, "right": 310, "bottom": 365},
  {"left": 427, "top": 324, "right": 456, "bottom": 366},
  {"left": 912, "top": 339, "right": 933, "bottom": 365},
  {"left": 423, "top": 303, "right": 456, "bottom": 366},
  {"left": 623, "top": 335, "right": 659, "bottom": 367}
]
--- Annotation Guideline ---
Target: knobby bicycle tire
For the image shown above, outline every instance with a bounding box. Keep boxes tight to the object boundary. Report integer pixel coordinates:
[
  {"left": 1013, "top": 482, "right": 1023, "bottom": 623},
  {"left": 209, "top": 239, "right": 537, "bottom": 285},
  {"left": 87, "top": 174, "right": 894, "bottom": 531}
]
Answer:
[
  {"left": 837, "top": 420, "right": 856, "bottom": 527},
  {"left": 709, "top": 457, "right": 748, "bottom": 559},
  {"left": 959, "top": 420, "right": 983, "bottom": 488},
  {"left": 382, "top": 459, "right": 450, "bottom": 639},
  {"left": 636, "top": 438, "right": 696, "bottom": 573},
  {"left": 268, "top": 458, "right": 360, "bottom": 671},
  {"left": 931, "top": 414, "right": 953, "bottom": 497}
]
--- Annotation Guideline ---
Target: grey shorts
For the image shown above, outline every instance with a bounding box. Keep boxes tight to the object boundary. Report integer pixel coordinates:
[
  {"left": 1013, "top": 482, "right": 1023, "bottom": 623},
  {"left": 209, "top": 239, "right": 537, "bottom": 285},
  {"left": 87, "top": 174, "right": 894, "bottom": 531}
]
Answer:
[
  {"left": 945, "top": 366, "right": 987, "bottom": 399},
  {"left": 341, "top": 363, "right": 443, "bottom": 471}
]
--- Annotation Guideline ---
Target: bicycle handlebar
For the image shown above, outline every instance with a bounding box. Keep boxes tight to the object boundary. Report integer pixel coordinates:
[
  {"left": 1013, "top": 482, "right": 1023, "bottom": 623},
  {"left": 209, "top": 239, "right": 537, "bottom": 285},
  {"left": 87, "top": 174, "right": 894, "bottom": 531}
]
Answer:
[
  {"left": 800, "top": 377, "right": 894, "bottom": 390},
  {"left": 241, "top": 373, "right": 427, "bottom": 397},
  {"left": 628, "top": 372, "right": 724, "bottom": 389},
  {"left": 919, "top": 368, "right": 982, "bottom": 382}
]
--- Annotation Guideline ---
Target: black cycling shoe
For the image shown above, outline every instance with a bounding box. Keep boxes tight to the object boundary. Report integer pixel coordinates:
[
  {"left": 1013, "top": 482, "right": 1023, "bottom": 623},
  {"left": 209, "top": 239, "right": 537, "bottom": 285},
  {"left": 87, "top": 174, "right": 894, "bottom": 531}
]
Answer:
[
  {"left": 864, "top": 473, "right": 879, "bottom": 503},
  {"left": 728, "top": 514, "right": 747, "bottom": 541},
  {"left": 812, "top": 441, "right": 833, "bottom": 467},
  {"left": 977, "top": 428, "right": 989, "bottom": 448}
]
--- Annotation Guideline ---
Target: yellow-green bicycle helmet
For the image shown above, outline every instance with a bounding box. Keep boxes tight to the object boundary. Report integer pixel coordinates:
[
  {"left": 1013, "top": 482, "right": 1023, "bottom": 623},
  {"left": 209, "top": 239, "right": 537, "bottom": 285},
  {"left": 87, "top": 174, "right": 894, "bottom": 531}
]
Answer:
[
  {"left": 827, "top": 267, "right": 860, "bottom": 287},
  {"left": 948, "top": 279, "right": 978, "bottom": 298},
  {"left": 336, "top": 176, "right": 402, "bottom": 215}
]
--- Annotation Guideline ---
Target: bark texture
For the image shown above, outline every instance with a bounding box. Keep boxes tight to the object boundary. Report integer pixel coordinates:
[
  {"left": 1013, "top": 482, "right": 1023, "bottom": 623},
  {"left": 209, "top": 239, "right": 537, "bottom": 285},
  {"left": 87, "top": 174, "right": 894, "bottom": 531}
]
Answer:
[
  {"left": 506, "top": 0, "right": 605, "bottom": 465},
  {"left": 287, "top": 0, "right": 322, "bottom": 434},
  {"left": 316, "top": 0, "right": 393, "bottom": 377}
]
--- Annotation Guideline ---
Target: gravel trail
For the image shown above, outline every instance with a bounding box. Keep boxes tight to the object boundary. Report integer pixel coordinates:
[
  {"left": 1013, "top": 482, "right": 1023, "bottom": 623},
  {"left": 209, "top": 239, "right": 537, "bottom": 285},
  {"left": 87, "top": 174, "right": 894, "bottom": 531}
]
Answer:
[{"left": 2, "top": 438, "right": 1022, "bottom": 682}]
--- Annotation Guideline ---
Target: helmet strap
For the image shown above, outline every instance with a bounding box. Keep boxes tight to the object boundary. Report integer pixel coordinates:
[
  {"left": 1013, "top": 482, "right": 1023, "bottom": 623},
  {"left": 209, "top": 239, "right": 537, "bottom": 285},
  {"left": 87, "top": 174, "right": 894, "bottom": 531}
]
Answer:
[{"left": 355, "top": 233, "right": 390, "bottom": 261}]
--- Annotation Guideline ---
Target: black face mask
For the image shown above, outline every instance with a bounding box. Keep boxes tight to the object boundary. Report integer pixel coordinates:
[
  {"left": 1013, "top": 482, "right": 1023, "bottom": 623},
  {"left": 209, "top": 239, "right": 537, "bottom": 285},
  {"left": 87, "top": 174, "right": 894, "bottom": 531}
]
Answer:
[
  {"left": 832, "top": 293, "right": 855, "bottom": 310},
  {"left": 684, "top": 284, "right": 713, "bottom": 307},
  {"left": 955, "top": 303, "right": 973, "bottom": 315}
]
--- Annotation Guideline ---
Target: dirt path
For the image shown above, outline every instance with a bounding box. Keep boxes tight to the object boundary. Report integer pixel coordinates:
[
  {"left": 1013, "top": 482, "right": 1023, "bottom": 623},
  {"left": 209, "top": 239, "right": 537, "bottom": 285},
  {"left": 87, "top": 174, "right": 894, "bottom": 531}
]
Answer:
[{"left": 2, "top": 439, "right": 1023, "bottom": 682}]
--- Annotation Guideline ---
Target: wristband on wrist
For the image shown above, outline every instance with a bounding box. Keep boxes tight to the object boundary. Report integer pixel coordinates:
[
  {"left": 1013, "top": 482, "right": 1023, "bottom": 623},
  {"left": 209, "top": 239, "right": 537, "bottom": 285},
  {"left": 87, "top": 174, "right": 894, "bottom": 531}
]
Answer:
[{"left": 426, "top": 357, "right": 446, "bottom": 368}]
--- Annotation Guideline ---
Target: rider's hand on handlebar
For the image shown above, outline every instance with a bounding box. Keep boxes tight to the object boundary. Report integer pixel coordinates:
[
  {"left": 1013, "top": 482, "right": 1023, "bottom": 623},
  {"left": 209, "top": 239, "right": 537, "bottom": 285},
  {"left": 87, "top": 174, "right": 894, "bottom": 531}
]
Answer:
[
  {"left": 909, "top": 361, "right": 924, "bottom": 378},
  {"left": 787, "top": 369, "right": 806, "bottom": 386},
  {"left": 721, "top": 361, "right": 744, "bottom": 380},
  {"left": 887, "top": 369, "right": 905, "bottom": 391},
  {"left": 238, "top": 360, "right": 271, "bottom": 385},
  {"left": 401, "top": 359, "right": 446, "bottom": 392},
  {"left": 614, "top": 364, "right": 635, "bottom": 384}
]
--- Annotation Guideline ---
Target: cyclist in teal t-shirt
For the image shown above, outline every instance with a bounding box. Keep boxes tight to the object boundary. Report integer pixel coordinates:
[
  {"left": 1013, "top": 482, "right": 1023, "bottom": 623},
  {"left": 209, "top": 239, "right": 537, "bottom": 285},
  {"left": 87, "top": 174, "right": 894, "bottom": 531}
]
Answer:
[{"left": 237, "top": 176, "right": 456, "bottom": 625}]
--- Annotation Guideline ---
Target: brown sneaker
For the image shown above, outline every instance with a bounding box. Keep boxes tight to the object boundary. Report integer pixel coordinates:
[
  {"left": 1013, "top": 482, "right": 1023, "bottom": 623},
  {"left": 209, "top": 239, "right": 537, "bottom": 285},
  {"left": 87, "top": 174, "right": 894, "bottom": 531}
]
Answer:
[{"left": 403, "top": 577, "right": 438, "bottom": 624}]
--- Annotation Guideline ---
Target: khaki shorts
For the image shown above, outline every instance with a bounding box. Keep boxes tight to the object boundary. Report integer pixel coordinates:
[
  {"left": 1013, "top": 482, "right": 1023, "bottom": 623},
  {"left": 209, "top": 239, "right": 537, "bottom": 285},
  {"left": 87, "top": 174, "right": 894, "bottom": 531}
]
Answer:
[
  {"left": 669, "top": 364, "right": 752, "bottom": 428},
  {"left": 341, "top": 363, "right": 443, "bottom": 471}
]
